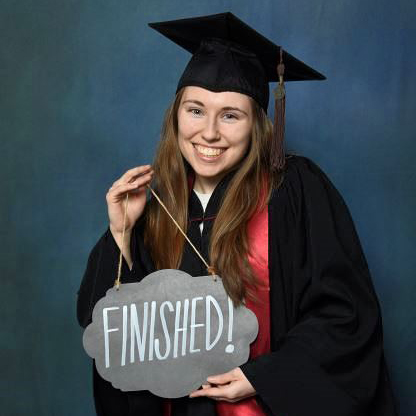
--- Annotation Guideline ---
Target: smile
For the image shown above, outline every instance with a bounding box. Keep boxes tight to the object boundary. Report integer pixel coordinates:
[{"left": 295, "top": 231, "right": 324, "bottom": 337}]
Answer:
[{"left": 193, "top": 144, "right": 226, "bottom": 157}]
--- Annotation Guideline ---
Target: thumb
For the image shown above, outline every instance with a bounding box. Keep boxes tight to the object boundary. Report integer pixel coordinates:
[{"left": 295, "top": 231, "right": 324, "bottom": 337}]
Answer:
[{"left": 207, "top": 371, "right": 234, "bottom": 385}]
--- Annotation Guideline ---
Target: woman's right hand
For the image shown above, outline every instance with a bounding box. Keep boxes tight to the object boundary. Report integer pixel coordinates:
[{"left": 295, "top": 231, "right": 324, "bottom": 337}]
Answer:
[{"left": 106, "top": 165, "right": 154, "bottom": 235}]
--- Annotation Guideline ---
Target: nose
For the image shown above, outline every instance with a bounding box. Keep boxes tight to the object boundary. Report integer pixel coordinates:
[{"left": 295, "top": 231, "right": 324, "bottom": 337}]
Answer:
[{"left": 201, "top": 115, "right": 220, "bottom": 142}]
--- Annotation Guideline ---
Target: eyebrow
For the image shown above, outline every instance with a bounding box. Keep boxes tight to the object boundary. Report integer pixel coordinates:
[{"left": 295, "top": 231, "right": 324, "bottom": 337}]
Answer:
[{"left": 182, "top": 99, "right": 249, "bottom": 116}]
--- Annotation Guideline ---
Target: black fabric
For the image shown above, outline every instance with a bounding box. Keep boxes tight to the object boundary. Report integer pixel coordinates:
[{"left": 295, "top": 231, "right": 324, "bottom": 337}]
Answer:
[
  {"left": 148, "top": 12, "right": 326, "bottom": 112},
  {"left": 176, "top": 37, "right": 270, "bottom": 112},
  {"left": 93, "top": 364, "right": 163, "bottom": 416},
  {"left": 179, "top": 168, "right": 236, "bottom": 277},
  {"left": 76, "top": 154, "right": 399, "bottom": 416}
]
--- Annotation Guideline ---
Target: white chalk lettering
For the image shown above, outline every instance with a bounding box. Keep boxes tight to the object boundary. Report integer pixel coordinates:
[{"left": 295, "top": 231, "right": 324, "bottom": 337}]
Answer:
[
  {"left": 181, "top": 299, "right": 189, "bottom": 356},
  {"left": 148, "top": 301, "right": 156, "bottom": 361},
  {"left": 225, "top": 297, "right": 235, "bottom": 353},
  {"left": 130, "top": 302, "right": 148, "bottom": 363},
  {"left": 206, "top": 295, "right": 223, "bottom": 351},
  {"left": 154, "top": 301, "right": 174, "bottom": 360},
  {"left": 190, "top": 297, "right": 204, "bottom": 353},
  {"left": 173, "top": 299, "right": 190, "bottom": 358},
  {"left": 121, "top": 305, "right": 128, "bottom": 366},
  {"left": 103, "top": 306, "right": 119, "bottom": 368},
  {"left": 173, "top": 301, "right": 182, "bottom": 358},
  {"left": 102, "top": 295, "right": 231, "bottom": 367}
]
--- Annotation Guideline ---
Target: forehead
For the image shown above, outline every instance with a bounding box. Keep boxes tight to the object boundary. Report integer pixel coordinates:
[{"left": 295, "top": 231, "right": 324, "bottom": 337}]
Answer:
[{"left": 181, "top": 86, "right": 251, "bottom": 109}]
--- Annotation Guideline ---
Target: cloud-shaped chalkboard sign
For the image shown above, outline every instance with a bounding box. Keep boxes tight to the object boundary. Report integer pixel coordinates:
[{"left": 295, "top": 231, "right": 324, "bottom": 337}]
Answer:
[{"left": 82, "top": 269, "right": 258, "bottom": 398}]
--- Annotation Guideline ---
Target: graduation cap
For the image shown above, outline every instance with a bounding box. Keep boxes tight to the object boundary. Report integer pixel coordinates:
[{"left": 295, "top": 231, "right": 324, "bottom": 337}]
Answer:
[{"left": 148, "top": 12, "right": 326, "bottom": 171}]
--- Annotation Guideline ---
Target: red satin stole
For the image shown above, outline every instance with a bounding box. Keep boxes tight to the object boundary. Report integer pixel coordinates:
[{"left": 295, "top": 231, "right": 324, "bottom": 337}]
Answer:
[
  {"left": 215, "top": 206, "right": 270, "bottom": 416},
  {"left": 163, "top": 206, "right": 270, "bottom": 416}
]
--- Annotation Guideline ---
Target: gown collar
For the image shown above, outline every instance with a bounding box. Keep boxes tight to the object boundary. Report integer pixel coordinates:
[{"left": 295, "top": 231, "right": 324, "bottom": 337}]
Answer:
[
  {"left": 180, "top": 168, "right": 238, "bottom": 276},
  {"left": 188, "top": 168, "right": 238, "bottom": 224}
]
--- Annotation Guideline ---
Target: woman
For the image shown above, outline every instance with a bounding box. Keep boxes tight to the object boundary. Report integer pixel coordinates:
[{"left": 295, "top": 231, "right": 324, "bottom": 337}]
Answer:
[{"left": 77, "top": 12, "right": 398, "bottom": 416}]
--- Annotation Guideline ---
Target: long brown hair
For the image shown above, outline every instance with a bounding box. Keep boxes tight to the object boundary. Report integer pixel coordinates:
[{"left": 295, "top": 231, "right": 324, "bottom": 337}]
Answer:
[{"left": 144, "top": 87, "right": 285, "bottom": 305}]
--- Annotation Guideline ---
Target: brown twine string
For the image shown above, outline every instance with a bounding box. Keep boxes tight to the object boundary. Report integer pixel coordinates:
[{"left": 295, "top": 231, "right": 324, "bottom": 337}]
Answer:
[
  {"left": 114, "top": 184, "right": 217, "bottom": 289},
  {"left": 114, "top": 192, "right": 129, "bottom": 289}
]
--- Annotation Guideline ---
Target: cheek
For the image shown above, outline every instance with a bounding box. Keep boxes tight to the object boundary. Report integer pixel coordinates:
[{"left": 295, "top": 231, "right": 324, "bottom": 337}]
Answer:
[
  {"left": 236, "top": 138, "right": 251, "bottom": 161},
  {"left": 177, "top": 128, "right": 193, "bottom": 161},
  {"left": 225, "top": 125, "right": 251, "bottom": 152},
  {"left": 178, "top": 113, "right": 198, "bottom": 139},
  {"left": 177, "top": 135, "right": 189, "bottom": 161},
  {"left": 229, "top": 133, "right": 251, "bottom": 163},
  {"left": 177, "top": 118, "right": 193, "bottom": 156}
]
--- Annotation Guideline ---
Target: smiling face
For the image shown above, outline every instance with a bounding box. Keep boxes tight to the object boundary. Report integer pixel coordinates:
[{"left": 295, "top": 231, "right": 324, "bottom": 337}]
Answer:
[{"left": 177, "top": 86, "right": 253, "bottom": 193}]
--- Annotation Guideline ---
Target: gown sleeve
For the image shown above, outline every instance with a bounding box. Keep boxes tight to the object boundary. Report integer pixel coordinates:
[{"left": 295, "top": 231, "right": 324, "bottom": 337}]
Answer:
[
  {"left": 76, "top": 217, "right": 153, "bottom": 328},
  {"left": 240, "top": 155, "right": 398, "bottom": 416}
]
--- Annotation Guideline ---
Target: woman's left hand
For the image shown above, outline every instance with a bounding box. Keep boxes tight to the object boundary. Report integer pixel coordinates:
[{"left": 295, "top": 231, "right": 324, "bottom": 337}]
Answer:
[{"left": 189, "top": 367, "right": 256, "bottom": 403}]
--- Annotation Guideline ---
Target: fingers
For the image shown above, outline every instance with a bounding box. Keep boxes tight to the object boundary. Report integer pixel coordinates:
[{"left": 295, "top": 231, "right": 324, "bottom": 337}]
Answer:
[
  {"left": 112, "top": 165, "right": 153, "bottom": 188},
  {"left": 189, "top": 383, "right": 239, "bottom": 402},
  {"left": 189, "top": 386, "right": 223, "bottom": 399},
  {"left": 111, "top": 172, "right": 153, "bottom": 192},
  {"left": 189, "top": 369, "right": 253, "bottom": 402},
  {"left": 188, "top": 383, "right": 211, "bottom": 396},
  {"left": 189, "top": 370, "right": 236, "bottom": 400},
  {"left": 107, "top": 169, "right": 153, "bottom": 200},
  {"left": 106, "top": 181, "right": 142, "bottom": 201},
  {"left": 206, "top": 370, "right": 237, "bottom": 385}
]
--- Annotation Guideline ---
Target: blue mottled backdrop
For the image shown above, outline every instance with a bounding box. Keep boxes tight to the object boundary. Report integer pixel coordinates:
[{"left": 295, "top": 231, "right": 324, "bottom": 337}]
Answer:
[{"left": 1, "top": 0, "right": 414, "bottom": 415}]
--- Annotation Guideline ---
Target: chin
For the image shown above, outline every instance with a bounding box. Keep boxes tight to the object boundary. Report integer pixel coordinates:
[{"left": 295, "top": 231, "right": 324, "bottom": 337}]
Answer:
[{"left": 192, "top": 162, "right": 227, "bottom": 177}]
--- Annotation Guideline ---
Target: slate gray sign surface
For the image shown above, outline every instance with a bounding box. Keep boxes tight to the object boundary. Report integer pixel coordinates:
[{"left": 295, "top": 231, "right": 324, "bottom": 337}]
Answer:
[{"left": 82, "top": 269, "right": 259, "bottom": 398}]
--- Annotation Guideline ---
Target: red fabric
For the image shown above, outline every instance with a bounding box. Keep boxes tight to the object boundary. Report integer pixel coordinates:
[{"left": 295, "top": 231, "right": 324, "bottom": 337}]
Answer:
[
  {"left": 215, "top": 207, "right": 270, "bottom": 416},
  {"left": 163, "top": 398, "right": 171, "bottom": 416}
]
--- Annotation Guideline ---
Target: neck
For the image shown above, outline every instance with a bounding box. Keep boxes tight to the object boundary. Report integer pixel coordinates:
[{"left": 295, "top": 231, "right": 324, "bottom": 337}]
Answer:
[{"left": 193, "top": 174, "right": 224, "bottom": 194}]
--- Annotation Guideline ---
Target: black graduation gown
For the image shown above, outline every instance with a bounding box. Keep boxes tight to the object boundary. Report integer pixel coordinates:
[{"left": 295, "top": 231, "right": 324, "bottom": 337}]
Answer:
[{"left": 77, "top": 154, "right": 399, "bottom": 416}]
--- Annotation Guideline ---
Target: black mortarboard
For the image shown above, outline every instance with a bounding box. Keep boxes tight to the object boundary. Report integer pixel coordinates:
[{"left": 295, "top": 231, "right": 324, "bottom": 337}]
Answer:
[{"left": 148, "top": 12, "right": 326, "bottom": 171}]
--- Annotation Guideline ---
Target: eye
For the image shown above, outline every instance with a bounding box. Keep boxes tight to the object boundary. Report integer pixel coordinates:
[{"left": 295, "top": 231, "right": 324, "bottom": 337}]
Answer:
[
  {"left": 223, "top": 113, "right": 238, "bottom": 120},
  {"left": 189, "top": 108, "right": 203, "bottom": 116}
]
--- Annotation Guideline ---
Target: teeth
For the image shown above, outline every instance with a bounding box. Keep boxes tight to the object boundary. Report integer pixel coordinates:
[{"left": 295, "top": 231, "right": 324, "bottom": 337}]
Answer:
[{"left": 194, "top": 144, "right": 226, "bottom": 157}]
